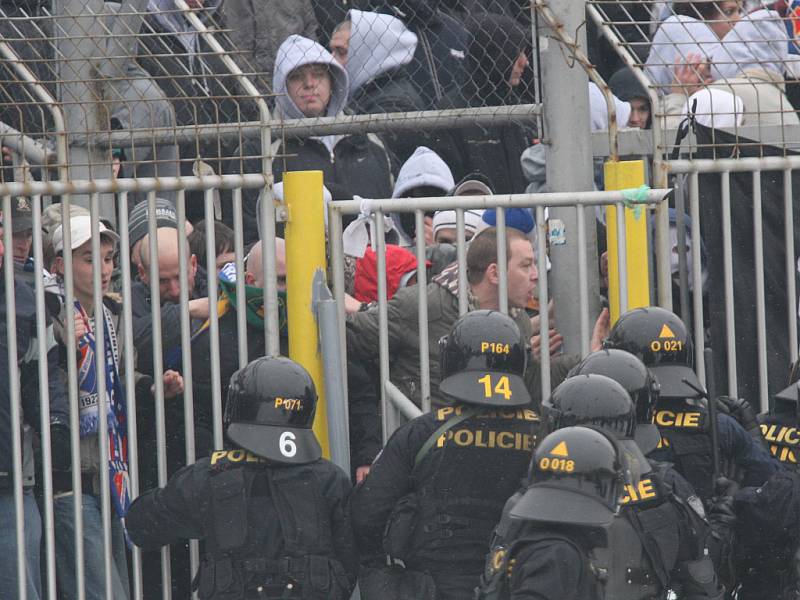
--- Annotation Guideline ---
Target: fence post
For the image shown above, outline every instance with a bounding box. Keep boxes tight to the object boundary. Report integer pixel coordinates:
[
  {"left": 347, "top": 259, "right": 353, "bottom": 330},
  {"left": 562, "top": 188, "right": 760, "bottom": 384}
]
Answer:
[
  {"left": 284, "top": 171, "right": 331, "bottom": 457},
  {"left": 605, "top": 160, "right": 650, "bottom": 323},
  {"left": 538, "top": 0, "right": 600, "bottom": 355}
]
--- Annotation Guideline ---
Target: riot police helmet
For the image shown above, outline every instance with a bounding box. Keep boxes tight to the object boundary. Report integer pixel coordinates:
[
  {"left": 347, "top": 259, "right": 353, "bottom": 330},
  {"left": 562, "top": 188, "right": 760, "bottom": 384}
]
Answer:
[
  {"left": 543, "top": 374, "right": 637, "bottom": 438},
  {"left": 439, "top": 310, "right": 531, "bottom": 407},
  {"left": 603, "top": 306, "right": 703, "bottom": 400},
  {"left": 511, "top": 426, "right": 626, "bottom": 527},
  {"left": 225, "top": 356, "right": 321, "bottom": 464},
  {"left": 567, "top": 349, "right": 662, "bottom": 452}
]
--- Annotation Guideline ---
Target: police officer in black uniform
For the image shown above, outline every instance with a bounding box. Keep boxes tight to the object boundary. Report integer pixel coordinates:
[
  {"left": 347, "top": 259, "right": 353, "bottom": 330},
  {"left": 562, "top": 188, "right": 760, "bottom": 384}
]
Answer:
[
  {"left": 125, "top": 356, "right": 358, "bottom": 599},
  {"left": 603, "top": 307, "right": 779, "bottom": 503},
  {"left": 350, "top": 310, "right": 538, "bottom": 600},
  {"left": 479, "top": 375, "right": 724, "bottom": 599},
  {"left": 733, "top": 371, "right": 800, "bottom": 600}
]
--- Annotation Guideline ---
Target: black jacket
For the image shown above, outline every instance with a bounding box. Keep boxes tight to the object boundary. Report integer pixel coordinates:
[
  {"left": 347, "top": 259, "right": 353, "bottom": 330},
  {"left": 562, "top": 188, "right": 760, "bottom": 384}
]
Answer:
[
  {"left": 428, "top": 13, "right": 534, "bottom": 194},
  {"left": 351, "top": 404, "right": 538, "bottom": 597},
  {"left": 127, "top": 449, "right": 358, "bottom": 599},
  {"left": 235, "top": 132, "right": 394, "bottom": 239},
  {"left": 349, "top": 67, "right": 427, "bottom": 172},
  {"left": 0, "top": 275, "right": 69, "bottom": 488},
  {"left": 130, "top": 265, "right": 208, "bottom": 377},
  {"left": 365, "top": 0, "right": 471, "bottom": 108}
]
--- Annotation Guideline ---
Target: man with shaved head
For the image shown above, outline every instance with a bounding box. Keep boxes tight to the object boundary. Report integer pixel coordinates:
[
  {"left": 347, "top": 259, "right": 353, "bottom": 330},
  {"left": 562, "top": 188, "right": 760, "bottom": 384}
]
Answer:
[{"left": 131, "top": 227, "right": 211, "bottom": 598}]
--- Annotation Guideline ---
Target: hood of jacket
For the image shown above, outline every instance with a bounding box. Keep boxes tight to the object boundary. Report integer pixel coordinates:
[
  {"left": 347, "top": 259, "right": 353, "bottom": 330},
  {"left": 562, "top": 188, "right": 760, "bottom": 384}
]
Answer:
[
  {"left": 645, "top": 15, "right": 722, "bottom": 91},
  {"left": 273, "top": 35, "right": 349, "bottom": 120},
  {"left": 588, "top": 82, "right": 632, "bottom": 131},
  {"left": 346, "top": 9, "right": 418, "bottom": 94},
  {"left": 713, "top": 9, "right": 791, "bottom": 79},
  {"left": 147, "top": 0, "right": 222, "bottom": 52}
]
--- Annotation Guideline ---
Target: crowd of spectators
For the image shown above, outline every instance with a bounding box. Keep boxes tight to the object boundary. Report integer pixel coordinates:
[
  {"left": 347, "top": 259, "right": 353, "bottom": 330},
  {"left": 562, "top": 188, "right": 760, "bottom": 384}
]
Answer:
[{"left": 3, "top": 0, "right": 800, "bottom": 598}]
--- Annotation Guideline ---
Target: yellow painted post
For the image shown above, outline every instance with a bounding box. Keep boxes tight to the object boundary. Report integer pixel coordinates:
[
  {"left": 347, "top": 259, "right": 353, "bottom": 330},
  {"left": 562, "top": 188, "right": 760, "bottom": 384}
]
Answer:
[
  {"left": 605, "top": 160, "right": 650, "bottom": 325},
  {"left": 283, "top": 170, "right": 330, "bottom": 457}
]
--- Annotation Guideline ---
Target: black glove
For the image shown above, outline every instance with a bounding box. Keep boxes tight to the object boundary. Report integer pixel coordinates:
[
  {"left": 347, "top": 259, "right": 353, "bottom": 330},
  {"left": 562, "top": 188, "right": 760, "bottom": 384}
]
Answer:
[
  {"left": 714, "top": 476, "right": 740, "bottom": 497},
  {"left": 707, "top": 494, "right": 736, "bottom": 529},
  {"left": 716, "top": 395, "right": 760, "bottom": 438},
  {"left": 50, "top": 424, "right": 72, "bottom": 472}
]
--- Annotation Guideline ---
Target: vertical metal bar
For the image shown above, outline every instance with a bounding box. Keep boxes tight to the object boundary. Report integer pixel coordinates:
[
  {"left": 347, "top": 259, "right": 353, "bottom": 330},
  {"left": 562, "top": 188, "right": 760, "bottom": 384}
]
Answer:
[
  {"left": 375, "top": 210, "right": 394, "bottom": 440},
  {"left": 204, "top": 191, "right": 224, "bottom": 449},
  {"left": 232, "top": 188, "right": 248, "bottom": 368},
  {"left": 259, "top": 190, "right": 279, "bottom": 356},
  {"left": 415, "top": 210, "right": 431, "bottom": 413},
  {"left": 315, "top": 281, "right": 351, "bottom": 475},
  {"left": 689, "top": 173, "right": 706, "bottom": 385},
  {"left": 752, "top": 172, "right": 769, "bottom": 412},
  {"left": 3, "top": 195, "right": 26, "bottom": 600},
  {"left": 675, "top": 179, "right": 692, "bottom": 334},
  {"left": 175, "top": 0, "right": 278, "bottom": 354},
  {"left": 536, "top": 206, "right": 551, "bottom": 400},
  {"left": 32, "top": 193, "right": 57, "bottom": 600},
  {"left": 615, "top": 202, "right": 629, "bottom": 315},
  {"left": 784, "top": 170, "right": 798, "bottom": 364},
  {"left": 456, "top": 208, "right": 468, "bottom": 316},
  {"left": 116, "top": 192, "right": 143, "bottom": 600},
  {"left": 60, "top": 194, "right": 86, "bottom": 600},
  {"left": 174, "top": 191, "right": 199, "bottom": 598},
  {"left": 496, "top": 208, "right": 509, "bottom": 315},
  {"left": 145, "top": 191, "right": 172, "bottom": 598},
  {"left": 720, "top": 173, "right": 738, "bottom": 397},
  {"left": 576, "top": 205, "right": 590, "bottom": 355},
  {"left": 328, "top": 205, "right": 350, "bottom": 409},
  {"left": 89, "top": 193, "right": 114, "bottom": 600}
]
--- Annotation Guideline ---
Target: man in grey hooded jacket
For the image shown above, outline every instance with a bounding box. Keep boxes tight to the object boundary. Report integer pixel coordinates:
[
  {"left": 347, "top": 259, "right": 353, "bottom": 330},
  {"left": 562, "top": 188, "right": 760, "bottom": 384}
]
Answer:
[{"left": 236, "top": 34, "right": 393, "bottom": 240}]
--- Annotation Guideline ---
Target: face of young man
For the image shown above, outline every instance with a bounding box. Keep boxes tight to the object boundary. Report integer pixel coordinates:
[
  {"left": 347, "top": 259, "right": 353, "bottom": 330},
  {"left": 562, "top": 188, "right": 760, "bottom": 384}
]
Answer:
[
  {"left": 329, "top": 27, "right": 350, "bottom": 66},
  {"left": 286, "top": 64, "right": 332, "bottom": 118},
  {"left": 506, "top": 237, "right": 537, "bottom": 309},
  {"left": 627, "top": 97, "right": 651, "bottom": 129},
  {"left": 69, "top": 239, "right": 115, "bottom": 306}
]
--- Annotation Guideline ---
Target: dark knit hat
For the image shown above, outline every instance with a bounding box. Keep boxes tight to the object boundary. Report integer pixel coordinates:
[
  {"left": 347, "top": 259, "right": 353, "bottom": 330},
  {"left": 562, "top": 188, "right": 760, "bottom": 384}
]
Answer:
[{"left": 128, "top": 198, "right": 177, "bottom": 249}]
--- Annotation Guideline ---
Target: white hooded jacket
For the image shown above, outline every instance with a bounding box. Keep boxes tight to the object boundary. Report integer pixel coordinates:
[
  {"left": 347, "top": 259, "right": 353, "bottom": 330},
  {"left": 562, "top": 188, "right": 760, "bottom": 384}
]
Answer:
[{"left": 345, "top": 9, "right": 418, "bottom": 94}]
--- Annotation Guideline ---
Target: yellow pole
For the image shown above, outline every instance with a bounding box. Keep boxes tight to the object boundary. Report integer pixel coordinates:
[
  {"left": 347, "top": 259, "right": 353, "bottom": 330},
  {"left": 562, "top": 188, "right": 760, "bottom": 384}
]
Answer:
[
  {"left": 604, "top": 160, "right": 650, "bottom": 325},
  {"left": 284, "top": 170, "right": 330, "bottom": 457}
]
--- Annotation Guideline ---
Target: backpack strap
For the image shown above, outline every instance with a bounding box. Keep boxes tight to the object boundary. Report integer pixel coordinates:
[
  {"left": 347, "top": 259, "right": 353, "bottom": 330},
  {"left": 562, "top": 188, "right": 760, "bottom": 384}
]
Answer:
[{"left": 414, "top": 406, "right": 481, "bottom": 467}]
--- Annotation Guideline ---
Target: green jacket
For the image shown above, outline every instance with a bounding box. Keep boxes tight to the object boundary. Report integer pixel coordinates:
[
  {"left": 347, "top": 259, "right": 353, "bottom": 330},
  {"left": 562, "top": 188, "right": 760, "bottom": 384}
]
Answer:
[{"left": 346, "top": 265, "right": 576, "bottom": 410}]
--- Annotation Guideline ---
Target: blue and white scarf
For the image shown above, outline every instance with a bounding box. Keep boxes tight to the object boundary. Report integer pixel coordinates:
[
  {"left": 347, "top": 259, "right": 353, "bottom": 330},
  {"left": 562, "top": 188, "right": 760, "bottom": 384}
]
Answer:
[{"left": 75, "top": 301, "right": 131, "bottom": 532}]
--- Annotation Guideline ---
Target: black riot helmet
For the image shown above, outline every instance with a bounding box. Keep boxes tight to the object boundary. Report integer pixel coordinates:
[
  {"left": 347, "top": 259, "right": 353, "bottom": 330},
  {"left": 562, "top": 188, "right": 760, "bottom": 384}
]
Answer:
[
  {"left": 603, "top": 306, "right": 703, "bottom": 399},
  {"left": 225, "top": 356, "right": 321, "bottom": 464},
  {"left": 566, "top": 349, "right": 662, "bottom": 453},
  {"left": 439, "top": 309, "right": 531, "bottom": 407},
  {"left": 543, "top": 374, "right": 637, "bottom": 439},
  {"left": 511, "top": 426, "right": 626, "bottom": 527}
]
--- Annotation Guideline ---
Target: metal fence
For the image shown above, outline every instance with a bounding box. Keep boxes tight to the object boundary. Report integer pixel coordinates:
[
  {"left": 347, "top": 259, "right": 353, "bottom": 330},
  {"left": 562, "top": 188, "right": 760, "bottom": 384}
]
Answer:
[
  {"left": 586, "top": 0, "right": 800, "bottom": 412},
  {"left": 3, "top": 0, "right": 800, "bottom": 598},
  {"left": 329, "top": 187, "right": 671, "bottom": 437}
]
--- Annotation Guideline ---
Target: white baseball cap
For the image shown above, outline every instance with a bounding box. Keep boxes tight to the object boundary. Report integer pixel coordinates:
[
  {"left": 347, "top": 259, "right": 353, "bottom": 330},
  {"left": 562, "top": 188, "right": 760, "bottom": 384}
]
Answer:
[{"left": 52, "top": 215, "right": 120, "bottom": 253}]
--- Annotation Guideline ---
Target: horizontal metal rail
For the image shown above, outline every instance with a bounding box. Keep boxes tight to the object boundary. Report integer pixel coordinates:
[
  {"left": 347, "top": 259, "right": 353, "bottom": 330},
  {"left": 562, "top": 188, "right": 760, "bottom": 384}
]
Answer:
[
  {"left": 331, "top": 189, "right": 671, "bottom": 215},
  {"left": 385, "top": 381, "right": 424, "bottom": 421},
  {"left": 87, "top": 105, "right": 543, "bottom": 149},
  {"left": 0, "top": 173, "right": 268, "bottom": 196},
  {"left": 668, "top": 155, "right": 800, "bottom": 173}
]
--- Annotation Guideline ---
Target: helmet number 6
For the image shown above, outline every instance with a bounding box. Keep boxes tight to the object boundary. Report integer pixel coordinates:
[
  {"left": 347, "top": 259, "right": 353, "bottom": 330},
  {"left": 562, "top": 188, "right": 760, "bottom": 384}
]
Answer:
[
  {"left": 279, "top": 431, "right": 297, "bottom": 458},
  {"left": 478, "top": 374, "right": 512, "bottom": 400}
]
